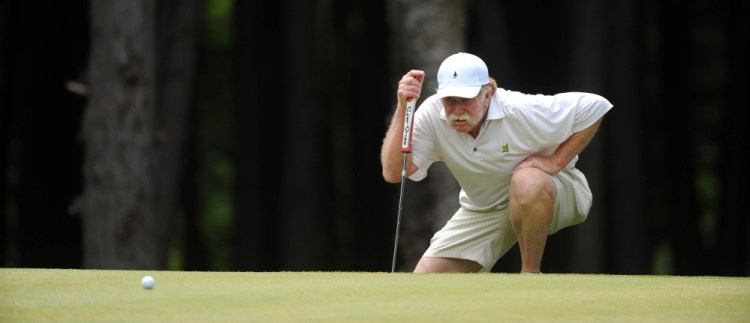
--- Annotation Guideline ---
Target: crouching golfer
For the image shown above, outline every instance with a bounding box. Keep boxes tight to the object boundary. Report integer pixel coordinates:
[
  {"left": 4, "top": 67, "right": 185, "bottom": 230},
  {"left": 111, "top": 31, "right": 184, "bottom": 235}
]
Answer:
[{"left": 381, "top": 53, "right": 613, "bottom": 273}]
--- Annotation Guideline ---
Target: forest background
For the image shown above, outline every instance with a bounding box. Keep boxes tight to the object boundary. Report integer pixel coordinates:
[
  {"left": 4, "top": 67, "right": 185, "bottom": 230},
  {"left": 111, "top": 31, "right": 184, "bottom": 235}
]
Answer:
[{"left": 1, "top": 0, "right": 747, "bottom": 275}]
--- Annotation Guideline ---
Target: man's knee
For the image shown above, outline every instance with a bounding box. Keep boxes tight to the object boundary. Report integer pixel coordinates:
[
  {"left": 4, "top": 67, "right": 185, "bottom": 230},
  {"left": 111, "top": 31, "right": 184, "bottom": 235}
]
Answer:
[
  {"left": 510, "top": 168, "right": 556, "bottom": 205},
  {"left": 414, "top": 257, "right": 483, "bottom": 273}
]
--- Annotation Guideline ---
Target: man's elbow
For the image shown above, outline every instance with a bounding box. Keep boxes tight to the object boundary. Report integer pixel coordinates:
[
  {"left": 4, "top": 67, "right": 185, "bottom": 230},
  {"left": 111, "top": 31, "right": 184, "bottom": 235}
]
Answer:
[{"left": 382, "top": 170, "right": 401, "bottom": 184}]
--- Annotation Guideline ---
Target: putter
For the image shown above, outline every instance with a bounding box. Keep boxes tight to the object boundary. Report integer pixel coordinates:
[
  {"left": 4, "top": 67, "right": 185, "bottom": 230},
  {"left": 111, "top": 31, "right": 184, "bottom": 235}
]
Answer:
[{"left": 392, "top": 97, "right": 416, "bottom": 273}]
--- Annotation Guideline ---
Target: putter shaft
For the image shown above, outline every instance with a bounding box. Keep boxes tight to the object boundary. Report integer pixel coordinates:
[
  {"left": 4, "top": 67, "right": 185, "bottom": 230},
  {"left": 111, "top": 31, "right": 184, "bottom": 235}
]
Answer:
[{"left": 391, "top": 153, "right": 409, "bottom": 273}]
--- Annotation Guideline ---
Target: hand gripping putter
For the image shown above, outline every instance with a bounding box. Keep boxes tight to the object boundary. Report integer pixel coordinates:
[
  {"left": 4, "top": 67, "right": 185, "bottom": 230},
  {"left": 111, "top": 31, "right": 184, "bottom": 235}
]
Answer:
[{"left": 391, "top": 97, "right": 416, "bottom": 273}]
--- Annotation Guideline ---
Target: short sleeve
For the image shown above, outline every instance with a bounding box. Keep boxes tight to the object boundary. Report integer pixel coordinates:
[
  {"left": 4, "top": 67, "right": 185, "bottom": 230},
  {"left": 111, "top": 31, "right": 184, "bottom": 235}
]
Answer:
[{"left": 407, "top": 100, "right": 442, "bottom": 182}]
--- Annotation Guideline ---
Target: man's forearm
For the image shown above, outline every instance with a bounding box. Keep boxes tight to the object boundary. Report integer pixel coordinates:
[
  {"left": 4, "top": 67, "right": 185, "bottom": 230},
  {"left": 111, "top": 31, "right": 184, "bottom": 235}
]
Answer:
[
  {"left": 550, "top": 118, "right": 603, "bottom": 172},
  {"left": 381, "top": 105, "right": 409, "bottom": 183}
]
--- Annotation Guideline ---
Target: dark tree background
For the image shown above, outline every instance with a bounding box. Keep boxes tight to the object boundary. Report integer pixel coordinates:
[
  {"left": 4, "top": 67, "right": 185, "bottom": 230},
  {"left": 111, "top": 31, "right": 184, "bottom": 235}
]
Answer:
[{"left": 1, "top": 0, "right": 747, "bottom": 275}]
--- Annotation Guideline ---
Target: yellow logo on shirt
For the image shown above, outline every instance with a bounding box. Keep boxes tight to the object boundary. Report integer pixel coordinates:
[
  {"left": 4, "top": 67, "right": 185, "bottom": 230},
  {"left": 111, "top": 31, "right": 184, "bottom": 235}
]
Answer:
[{"left": 501, "top": 144, "right": 510, "bottom": 153}]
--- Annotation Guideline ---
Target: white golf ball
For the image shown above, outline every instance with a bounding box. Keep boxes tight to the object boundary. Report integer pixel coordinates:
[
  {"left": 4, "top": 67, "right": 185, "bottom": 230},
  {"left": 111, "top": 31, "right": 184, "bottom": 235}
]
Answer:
[{"left": 141, "top": 275, "right": 155, "bottom": 289}]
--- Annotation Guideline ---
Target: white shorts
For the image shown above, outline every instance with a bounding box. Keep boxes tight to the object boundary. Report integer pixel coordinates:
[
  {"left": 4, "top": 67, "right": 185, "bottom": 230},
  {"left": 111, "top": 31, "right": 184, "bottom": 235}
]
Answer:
[{"left": 421, "top": 168, "right": 593, "bottom": 271}]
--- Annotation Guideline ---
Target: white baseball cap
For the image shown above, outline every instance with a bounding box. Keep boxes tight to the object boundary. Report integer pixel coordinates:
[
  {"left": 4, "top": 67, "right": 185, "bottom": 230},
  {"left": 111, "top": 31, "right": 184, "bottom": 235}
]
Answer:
[{"left": 435, "top": 52, "right": 489, "bottom": 99}]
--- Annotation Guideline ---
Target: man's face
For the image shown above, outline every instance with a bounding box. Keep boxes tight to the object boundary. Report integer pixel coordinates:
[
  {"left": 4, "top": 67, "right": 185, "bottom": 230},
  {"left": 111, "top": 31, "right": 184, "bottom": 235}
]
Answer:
[{"left": 441, "top": 90, "right": 489, "bottom": 134}]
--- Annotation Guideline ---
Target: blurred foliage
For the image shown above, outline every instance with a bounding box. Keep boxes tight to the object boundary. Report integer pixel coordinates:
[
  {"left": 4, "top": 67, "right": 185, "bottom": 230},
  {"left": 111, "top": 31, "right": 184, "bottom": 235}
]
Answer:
[
  {"left": 204, "top": 0, "right": 234, "bottom": 49},
  {"left": 169, "top": 0, "right": 235, "bottom": 271},
  {"left": 195, "top": 0, "right": 235, "bottom": 271}
]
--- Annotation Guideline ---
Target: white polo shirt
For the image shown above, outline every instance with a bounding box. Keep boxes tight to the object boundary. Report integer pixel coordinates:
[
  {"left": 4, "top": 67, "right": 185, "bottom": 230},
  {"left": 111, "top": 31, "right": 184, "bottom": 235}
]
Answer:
[{"left": 409, "top": 89, "right": 613, "bottom": 212}]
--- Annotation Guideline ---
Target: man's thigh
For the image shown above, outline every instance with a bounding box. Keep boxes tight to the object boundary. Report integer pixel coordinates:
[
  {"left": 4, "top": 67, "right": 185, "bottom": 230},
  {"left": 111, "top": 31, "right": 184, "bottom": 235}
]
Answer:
[{"left": 549, "top": 168, "right": 593, "bottom": 234}]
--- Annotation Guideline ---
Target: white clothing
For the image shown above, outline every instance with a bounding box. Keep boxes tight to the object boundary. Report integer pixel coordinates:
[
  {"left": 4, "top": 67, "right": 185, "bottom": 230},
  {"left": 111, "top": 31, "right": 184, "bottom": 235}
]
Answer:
[
  {"left": 409, "top": 88, "right": 613, "bottom": 211},
  {"left": 422, "top": 167, "right": 593, "bottom": 271}
]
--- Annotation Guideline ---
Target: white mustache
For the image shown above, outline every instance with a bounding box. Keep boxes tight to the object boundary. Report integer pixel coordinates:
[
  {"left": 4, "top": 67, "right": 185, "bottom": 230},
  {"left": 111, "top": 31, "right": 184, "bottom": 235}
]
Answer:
[{"left": 447, "top": 113, "right": 478, "bottom": 126}]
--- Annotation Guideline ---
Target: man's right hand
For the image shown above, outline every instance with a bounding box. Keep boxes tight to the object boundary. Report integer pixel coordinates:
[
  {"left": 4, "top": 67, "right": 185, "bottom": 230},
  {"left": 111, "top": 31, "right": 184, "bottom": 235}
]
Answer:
[
  {"left": 382, "top": 70, "right": 425, "bottom": 183},
  {"left": 397, "top": 70, "right": 425, "bottom": 109}
]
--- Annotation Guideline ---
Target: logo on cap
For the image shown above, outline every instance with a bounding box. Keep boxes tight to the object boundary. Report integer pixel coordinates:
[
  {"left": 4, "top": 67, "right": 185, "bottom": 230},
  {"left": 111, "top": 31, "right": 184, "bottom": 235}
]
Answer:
[{"left": 453, "top": 71, "right": 458, "bottom": 78}]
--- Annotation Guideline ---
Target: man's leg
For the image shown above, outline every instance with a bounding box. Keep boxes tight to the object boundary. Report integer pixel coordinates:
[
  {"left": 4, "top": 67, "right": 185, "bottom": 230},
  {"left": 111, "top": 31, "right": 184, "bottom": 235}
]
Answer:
[
  {"left": 414, "top": 257, "right": 483, "bottom": 273},
  {"left": 509, "top": 168, "right": 556, "bottom": 273}
]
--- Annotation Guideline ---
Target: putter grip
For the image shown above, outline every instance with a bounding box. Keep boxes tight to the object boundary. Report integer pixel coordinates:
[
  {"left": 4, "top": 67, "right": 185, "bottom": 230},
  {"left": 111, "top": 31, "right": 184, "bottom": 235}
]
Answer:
[{"left": 401, "top": 98, "right": 416, "bottom": 153}]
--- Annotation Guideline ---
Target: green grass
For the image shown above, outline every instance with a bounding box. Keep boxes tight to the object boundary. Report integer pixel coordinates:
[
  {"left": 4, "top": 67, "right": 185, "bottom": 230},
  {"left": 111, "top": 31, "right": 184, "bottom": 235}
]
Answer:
[{"left": 1, "top": 269, "right": 748, "bottom": 322}]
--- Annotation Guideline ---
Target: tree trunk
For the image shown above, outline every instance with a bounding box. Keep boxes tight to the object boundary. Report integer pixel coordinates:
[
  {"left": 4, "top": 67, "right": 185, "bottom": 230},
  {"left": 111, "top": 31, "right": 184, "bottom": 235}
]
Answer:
[
  {"left": 542, "top": 0, "right": 614, "bottom": 274},
  {"left": 343, "top": 2, "right": 393, "bottom": 271},
  {"left": 5, "top": 1, "right": 88, "bottom": 268},
  {"left": 0, "top": 0, "right": 9, "bottom": 266},
  {"left": 155, "top": 0, "right": 201, "bottom": 269},
  {"left": 278, "top": 0, "right": 330, "bottom": 270},
  {"left": 719, "top": 0, "right": 748, "bottom": 276},
  {"left": 659, "top": 0, "right": 703, "bottom": 275},
  {"left": 234, "top": 0, "right": 331, "bottom": 271},
  {"left": 601, "top": 0, "right": 649, "bottom": 274},
  {"left": 233, "top": 0, "right": 283, "bottom": 270},
  {"left": 387, "top": 0, "right": 466, "bottom": 272},
  {"left": 82, "top": 0, "right": 161, "bottom": 269}
]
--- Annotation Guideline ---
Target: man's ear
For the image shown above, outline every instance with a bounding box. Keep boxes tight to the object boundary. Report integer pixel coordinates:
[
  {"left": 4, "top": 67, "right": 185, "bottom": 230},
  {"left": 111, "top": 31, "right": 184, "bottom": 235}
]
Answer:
[{"left": 484, "top": 86, "right": 493, "bottom": 98}]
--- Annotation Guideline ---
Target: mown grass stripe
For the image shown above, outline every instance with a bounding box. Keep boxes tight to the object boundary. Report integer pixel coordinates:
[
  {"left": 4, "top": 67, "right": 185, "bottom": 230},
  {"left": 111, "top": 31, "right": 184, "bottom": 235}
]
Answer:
[{"left": 1, "top": 269, "right": 748, "bottom": 322}]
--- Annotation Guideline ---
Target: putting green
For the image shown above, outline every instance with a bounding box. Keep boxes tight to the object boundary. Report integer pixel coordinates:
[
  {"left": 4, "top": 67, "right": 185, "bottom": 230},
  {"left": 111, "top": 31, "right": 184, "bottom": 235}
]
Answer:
[{"left": 1, "top": 269, "right": 748, "bottom": 322}]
